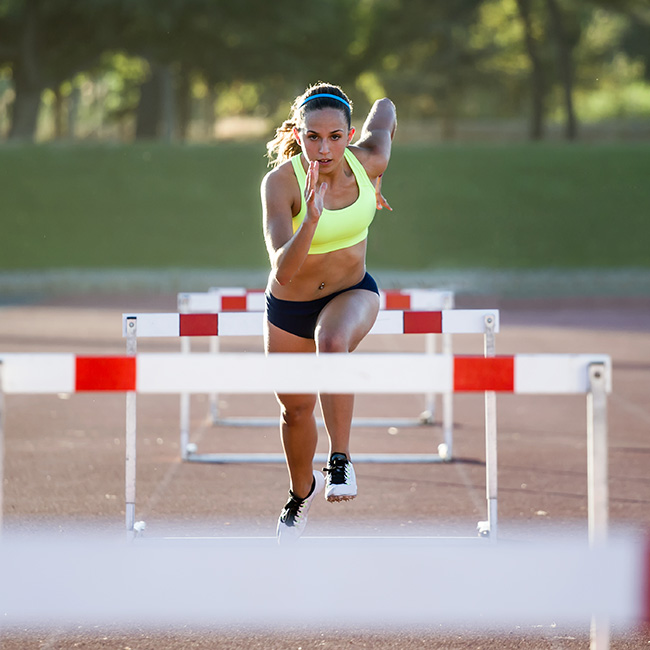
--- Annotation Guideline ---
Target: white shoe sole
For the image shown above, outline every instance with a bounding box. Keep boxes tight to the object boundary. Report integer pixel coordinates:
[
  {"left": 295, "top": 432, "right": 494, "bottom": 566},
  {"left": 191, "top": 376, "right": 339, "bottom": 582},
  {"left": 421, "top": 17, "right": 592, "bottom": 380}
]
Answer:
[
  {"left": 325, "top": 463, "right": 357, "bottom": 502},
  {"left": 327, "top": 493, "right": 356, "bottom": 503}
]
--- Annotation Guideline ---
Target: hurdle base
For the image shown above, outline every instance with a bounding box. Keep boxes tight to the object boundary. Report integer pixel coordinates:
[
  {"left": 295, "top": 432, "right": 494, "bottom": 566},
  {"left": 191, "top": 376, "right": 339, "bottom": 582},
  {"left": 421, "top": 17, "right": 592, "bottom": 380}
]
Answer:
[
  {"left": 137, "top": 535, "right": 489, "bottom": 547},
  {"left": 209, "top": 415, "right": 436, "bottom": 428},
  {"left": 477, "top": 520, "right": 491, "bottom": 538},
  {"left": 185, "top": 452, "right": 451, "bottom": 464}
]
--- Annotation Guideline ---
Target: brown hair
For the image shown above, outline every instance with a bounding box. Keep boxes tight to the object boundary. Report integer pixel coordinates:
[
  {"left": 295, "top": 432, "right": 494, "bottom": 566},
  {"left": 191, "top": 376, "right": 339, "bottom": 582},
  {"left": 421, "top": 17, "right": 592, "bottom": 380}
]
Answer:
[{"left": 266, "top": 82, "right": 352, "bottom": 168}]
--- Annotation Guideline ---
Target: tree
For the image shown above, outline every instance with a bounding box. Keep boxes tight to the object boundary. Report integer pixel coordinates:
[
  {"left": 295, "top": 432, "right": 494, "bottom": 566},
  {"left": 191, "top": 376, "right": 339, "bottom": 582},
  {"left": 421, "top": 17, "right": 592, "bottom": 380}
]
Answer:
[
  {"left": 516, "top": 0, "right": 547, "bottom": 139},
  {"left": 595, "top": 0, "right": 650, "bottom": 79},
  {"left": 545, "top": 0, "right": 579, "bottom": 139},
  {"left": 359, "top": 0, "right": 488, "bottom": 138},
  {"left": 0, "top": 0, "right": 121, "bottom": 140},
  {"left": 476, "top": 0, "right": 582, "bottom": 141},
  {"left": 111, "top": 0, "right": 361, "bottom": 140}
]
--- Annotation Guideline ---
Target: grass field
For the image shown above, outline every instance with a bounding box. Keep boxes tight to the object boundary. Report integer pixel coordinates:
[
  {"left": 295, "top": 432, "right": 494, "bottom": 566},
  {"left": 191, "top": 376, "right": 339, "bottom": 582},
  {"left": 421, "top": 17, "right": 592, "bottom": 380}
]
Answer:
[{"left": 1, "top": 141, "right": 648, "bottom": 272}]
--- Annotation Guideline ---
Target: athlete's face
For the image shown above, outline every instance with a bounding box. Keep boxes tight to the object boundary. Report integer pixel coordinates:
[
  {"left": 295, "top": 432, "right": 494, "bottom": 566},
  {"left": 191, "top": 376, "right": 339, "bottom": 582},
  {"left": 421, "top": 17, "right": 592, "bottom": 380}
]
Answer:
[{"left": 294, "top": 108, "right": 354, "bottom": 171}]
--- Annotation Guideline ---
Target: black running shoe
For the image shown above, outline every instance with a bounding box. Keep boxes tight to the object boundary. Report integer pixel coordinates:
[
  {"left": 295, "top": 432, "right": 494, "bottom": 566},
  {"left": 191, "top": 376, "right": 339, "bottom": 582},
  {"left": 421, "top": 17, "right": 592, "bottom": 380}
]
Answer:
[
  {"left": 276, "top": 470, "right": 325, "bottom": 544},
  {"left": 323, "top": 452, "right": 357, "bottom": 502}
]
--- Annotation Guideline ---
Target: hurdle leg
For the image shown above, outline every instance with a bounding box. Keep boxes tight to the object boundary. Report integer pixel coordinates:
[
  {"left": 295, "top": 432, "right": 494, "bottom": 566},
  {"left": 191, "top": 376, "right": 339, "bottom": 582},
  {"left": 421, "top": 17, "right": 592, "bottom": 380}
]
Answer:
[
  {"left": 483, "top": 390, "right": 497, "bottom": 542},
  {"left": 125, "top": 390, "right": 137, "bottom": 536},
  {"left": 440, "top": 330, "right": 454, "bottom": 460},
  {"left": 587, "top": 362, "right": 609, "bottom": 650},
  {"left": 125, "top": 318, "right": 145, "bottom": 539},
  {"left": 478, "top": 314, "right": 497, "bottom": 541},
  {"left": 209, "top": 335, "right": 220, "bottom": 424},
  {"left": 587, "top": 363, "right": 609, "bottom": 544},
  {"left": 0, "top": 361, "right": 4, "bottom": 539},
  {"left": 422, "top": 333, "right": 436, "bottom": 424},
  {"left": 178, "top": 294, "right": 196, "bottom": 459},
  {"left": 439, "top": 291, "right": 454, "bottom": 459},
  {"left": 180, "top": 337, "right": 192, "bottom": 459}
]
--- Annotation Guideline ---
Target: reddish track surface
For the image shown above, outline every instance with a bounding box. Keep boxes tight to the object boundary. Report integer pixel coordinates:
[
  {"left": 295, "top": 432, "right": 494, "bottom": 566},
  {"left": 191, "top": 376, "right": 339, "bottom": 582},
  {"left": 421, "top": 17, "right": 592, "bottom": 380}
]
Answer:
[{"left": 1, "top": 294, "right": 649, "bottom": 649}]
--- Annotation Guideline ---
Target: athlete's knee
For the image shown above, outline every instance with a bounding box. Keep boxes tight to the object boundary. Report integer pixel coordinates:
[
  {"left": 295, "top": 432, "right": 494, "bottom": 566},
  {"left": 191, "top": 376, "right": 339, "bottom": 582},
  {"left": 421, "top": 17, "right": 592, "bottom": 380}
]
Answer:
[
  {"left": 315, "top": 328, "right": 350, "bottom": 354},
  {"left": 279, "top": 396, "right": 317, "bottom": 427}
]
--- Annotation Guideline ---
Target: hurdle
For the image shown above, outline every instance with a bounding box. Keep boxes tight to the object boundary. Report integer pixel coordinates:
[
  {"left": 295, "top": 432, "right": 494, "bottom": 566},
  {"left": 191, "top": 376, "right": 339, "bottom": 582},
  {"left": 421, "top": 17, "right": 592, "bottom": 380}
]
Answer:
[
  {"left": 0, "top": 361, "right": 4, "bottom": 541},
  {"left": 0, "top": 534, "right": 645, "bottom": 640},
  {"left": 0, "top": 351, "right": 612, "bottom": 549},
  {"left": 122, "top": 308, "right": 497, "bottom": 464},
  {"left": 176, "top": 287, "right": 455, "bottom": 451}
]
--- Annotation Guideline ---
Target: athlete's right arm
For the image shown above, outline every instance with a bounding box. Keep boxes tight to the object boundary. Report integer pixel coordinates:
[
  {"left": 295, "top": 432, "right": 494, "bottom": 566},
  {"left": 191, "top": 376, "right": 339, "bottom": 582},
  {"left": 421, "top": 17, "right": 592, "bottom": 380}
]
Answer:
[{"left": 261, "top": 162, "right": 326, "bottom": 286}]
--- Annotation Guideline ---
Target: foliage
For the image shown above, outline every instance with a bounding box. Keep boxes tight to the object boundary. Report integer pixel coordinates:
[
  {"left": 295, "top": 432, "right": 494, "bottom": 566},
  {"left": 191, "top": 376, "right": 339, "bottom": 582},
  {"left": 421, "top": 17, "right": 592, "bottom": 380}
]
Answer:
[{"left": 0, "top": 0, "right": 648, "bottom": 141}]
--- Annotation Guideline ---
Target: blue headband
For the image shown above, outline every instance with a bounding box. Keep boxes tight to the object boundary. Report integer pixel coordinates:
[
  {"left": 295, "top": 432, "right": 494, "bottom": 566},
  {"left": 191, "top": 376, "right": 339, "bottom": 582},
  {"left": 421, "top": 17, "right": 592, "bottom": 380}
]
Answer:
[{"left": 300, "top": 93, "right": 351, "bottom": 110}]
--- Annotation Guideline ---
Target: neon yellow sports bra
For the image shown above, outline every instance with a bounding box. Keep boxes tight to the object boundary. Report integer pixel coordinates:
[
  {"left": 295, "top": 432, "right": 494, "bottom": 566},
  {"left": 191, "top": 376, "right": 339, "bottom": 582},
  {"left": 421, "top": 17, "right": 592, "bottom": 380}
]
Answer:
[{"left": 291, "top": 148, "right": 376, "bottom": 255}]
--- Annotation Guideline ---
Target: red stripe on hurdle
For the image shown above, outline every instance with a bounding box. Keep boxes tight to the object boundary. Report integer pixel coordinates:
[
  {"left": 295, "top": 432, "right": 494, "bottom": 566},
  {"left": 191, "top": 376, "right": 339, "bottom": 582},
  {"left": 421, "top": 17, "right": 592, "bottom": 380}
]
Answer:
[
  {"left": 404, "top": 311, "right": 443, "bottom": 334},
  {"left": 221, "top": 296, "right": 247, "bottom": 311},
  {"left": 454, "top": 356, "right": 515, "bottom": 392},
  {"left": 644, "top": 538, "right": 650, "bottom": 625},
  {"left": 180, "top": 314, "right": 219, "bottom": 336},
  {"left": 75, "top": 357, "right": 136, "bottom": 392},
  {"left": 384, "top": 292, "right": 412, "bottom": 310}
]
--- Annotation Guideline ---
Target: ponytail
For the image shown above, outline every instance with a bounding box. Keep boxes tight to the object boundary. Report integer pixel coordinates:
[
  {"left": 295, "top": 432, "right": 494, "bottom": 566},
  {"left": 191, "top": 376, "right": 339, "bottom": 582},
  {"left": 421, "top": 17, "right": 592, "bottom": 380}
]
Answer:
[{"left": 266, "top": 119, "right": 302, "bottom": 168}]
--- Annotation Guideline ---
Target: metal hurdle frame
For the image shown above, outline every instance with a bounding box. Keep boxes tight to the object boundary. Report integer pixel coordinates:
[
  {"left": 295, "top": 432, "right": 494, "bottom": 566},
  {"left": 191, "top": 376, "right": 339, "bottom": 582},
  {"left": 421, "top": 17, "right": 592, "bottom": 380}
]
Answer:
[
  {"left": 0, "top": 360, "right": 4, "bottom": 541},
  {"left": 122, "top": 308, "right": 496, "bottom": 465},
  {"left": 0, "top": 352, "right": 611, "bottom": 549},
  {"left": 177, "top": 288, "right": 455, "bottom": 453},
  {"left": 0, "top": 353, "right": 615, "bottom": 650}
]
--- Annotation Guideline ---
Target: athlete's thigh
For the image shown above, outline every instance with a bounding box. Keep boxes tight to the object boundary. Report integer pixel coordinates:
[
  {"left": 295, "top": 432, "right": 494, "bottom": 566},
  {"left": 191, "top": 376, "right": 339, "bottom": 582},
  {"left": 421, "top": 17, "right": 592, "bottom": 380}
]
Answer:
[
  {"left": 264, "top": 319, "right": 317, "bottom": 409},
  {"left": 264, "top": 318, "right": 316, "bottom": 354},
  {"left": 315, "top": 289, "right": 380, "bottom": 353}
]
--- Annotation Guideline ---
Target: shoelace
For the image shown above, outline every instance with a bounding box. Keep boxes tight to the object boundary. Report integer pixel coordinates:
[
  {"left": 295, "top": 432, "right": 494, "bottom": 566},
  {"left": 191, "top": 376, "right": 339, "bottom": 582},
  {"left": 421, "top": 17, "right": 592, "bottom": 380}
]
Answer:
[
  {"left": 323, "top": 458, "right": 348, "bottom": 485},
  {"left": 280, "top": 494, "right": 305, "bottom": 527}
]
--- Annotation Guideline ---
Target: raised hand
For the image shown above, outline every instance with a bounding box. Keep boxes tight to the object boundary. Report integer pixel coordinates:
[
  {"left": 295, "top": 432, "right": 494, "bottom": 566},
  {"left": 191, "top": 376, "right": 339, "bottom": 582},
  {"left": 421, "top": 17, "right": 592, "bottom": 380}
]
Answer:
[
  {"left": 305, "top": 161, "right": 328, "bottom": 222},
  {"left": 375, "top": 174, "right": 392, "bottom": 211}
]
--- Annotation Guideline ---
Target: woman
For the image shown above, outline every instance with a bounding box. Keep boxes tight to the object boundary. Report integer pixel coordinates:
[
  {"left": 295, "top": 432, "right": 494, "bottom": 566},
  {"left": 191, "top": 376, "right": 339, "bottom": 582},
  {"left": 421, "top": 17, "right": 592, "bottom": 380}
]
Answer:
[{"left": 261, "top": 82, "right": 396, "bottom": 543}]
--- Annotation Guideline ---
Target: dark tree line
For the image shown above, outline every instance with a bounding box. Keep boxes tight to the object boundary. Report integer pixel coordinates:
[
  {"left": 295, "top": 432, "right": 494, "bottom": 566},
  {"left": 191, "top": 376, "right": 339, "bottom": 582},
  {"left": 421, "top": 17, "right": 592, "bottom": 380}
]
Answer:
[{"left": 0, "top": 0, "right": 648, "bottom": 142}]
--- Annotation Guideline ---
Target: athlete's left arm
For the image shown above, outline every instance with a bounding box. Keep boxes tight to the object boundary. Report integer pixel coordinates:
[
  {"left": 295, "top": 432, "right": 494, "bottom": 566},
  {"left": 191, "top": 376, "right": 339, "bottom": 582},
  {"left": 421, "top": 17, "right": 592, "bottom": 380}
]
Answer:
[{"left": 353, "top": 98, "right": 397, "bottom": 179}]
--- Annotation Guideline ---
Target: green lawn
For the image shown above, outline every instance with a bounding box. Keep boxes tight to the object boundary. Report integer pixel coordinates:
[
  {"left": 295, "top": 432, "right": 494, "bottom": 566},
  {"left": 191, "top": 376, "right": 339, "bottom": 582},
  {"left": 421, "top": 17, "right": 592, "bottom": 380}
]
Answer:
[{"left": 1, "top": 141, "right": 648, "bottom": 271}]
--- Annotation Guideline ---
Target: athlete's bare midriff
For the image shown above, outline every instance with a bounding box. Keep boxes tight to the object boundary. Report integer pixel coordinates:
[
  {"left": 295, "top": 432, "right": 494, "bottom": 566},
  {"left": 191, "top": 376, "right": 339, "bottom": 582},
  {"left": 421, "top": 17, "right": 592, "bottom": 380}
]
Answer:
[{"left": 267, "top": 239, "right": 367, "bottom": 302}]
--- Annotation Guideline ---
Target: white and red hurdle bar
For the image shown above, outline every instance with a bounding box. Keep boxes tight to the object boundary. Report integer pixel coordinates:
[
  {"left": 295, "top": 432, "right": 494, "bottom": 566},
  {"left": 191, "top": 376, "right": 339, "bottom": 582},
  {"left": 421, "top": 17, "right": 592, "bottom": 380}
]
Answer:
[
  {"left": 0, "top": 351, "right": 616, "bottom": 649},
  {"left": 178, "top": 286, "right": 455, "bottom": 313},
  {"left": 175, "top": 288, "right": 456, "bottom": 454},
  {"left": 0, "top": 351, "right": 611, "bottom": 548},
  {"left": 123, "top": 306, "right": 495, "bottom": 464}
]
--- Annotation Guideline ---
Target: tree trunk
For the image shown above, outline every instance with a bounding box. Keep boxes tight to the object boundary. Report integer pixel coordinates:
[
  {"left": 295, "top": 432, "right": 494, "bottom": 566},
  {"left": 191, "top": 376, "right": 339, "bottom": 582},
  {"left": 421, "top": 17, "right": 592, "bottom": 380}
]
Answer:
[
  {"left": 135, "top": 63, "right": 178, "bottom": 141},
  {"left": 53, "top": 86, "right": 65, "bottom": 139},
  {"left": 516, "top": 0, "right": 546, "bottom": 140},
  {"left": 8, "top": 65, "right": 43, "bottom": 141},
  {"left": 437, "top": 84, "right": 458, "bottom": 141},
  {"left": 8, "top": 0, "right": 43, "bottom": 141},
  {"left": 67, "top": 86, "right": 80, "bottom": 139},
  {"left": 159, "top": 64, "right": 176, "bottom": 142},
  {"left": 545, "top": 0, "right": 578, "bottom": 140},
  {"left": 176, "top": 66, "right": 192, "bottom": 141},
  {"left": 135, "top": 64, "right": 162, "bottom": 139},
  {"left": 201, "top": 89, "right": 216, "bottom": 139}
]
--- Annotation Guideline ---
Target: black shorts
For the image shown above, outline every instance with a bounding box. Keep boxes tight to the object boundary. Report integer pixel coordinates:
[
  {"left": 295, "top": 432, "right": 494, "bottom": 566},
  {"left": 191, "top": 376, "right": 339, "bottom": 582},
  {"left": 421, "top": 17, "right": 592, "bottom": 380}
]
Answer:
[{"left": 265, "top": 272, "right": 379, "bottom": 340}]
